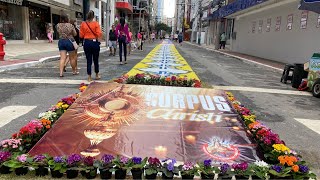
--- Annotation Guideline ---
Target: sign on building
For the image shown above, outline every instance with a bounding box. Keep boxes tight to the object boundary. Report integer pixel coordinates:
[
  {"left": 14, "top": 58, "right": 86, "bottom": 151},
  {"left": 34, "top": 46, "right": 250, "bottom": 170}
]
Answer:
[{"left": 0, "top": 0, "right": 24, "bottom": 5}]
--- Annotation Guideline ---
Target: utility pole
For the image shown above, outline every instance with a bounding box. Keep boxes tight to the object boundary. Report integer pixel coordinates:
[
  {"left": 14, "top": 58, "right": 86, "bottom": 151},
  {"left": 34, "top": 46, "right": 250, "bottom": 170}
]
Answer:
[{"left": 198, "top": 0, "right": 203, "bottom": 45}]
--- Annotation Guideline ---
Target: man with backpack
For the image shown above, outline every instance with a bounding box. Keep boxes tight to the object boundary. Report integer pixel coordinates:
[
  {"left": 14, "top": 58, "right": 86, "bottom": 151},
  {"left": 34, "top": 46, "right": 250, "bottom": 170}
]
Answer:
[{"left": 109, "top": 25, "right": 117, "bottom": 56}]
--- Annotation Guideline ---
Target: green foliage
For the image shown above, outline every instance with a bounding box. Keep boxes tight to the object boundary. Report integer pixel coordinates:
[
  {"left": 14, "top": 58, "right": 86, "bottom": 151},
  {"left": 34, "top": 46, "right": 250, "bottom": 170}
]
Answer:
[
  {"left": 47, "top": 158, "right": 67, "bottom": 173},
  {"left": 155, "top": 23, "right": 171, "bottom": 33}
]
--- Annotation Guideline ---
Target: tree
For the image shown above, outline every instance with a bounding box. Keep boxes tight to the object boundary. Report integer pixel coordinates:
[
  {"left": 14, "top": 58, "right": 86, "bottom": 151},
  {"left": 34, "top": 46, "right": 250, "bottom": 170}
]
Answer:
[{"left": 155, "top": 22, "right": 171, "bottom": 34}]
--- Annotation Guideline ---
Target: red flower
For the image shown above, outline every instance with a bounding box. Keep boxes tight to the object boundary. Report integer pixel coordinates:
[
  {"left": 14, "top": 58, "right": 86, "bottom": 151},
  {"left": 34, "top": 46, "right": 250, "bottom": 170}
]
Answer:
[{"left": 12, "top": 133, "right": 18, "bottom": 139}]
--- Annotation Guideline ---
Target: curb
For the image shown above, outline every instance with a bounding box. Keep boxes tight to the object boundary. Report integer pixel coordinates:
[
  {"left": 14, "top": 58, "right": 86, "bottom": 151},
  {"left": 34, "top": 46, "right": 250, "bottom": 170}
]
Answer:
[
  {"left": 0, "top": 48, "right": 108, "bottom": 73},
  {"left": 184, "top": 42, "right": 283, "bottom": 72}
]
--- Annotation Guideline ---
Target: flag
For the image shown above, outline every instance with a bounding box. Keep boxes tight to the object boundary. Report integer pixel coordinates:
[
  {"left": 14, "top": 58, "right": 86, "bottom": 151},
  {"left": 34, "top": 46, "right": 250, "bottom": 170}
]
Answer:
[{"left": 299, "top": 0, "right": 320, "bottom": 14}]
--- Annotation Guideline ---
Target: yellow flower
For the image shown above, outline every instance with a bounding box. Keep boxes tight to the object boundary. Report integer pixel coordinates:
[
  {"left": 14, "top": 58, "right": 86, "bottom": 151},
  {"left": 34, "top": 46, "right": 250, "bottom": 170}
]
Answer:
[
  {"left": 61, "top": 104, "right": 69, "bottom": 109},
  {"left": 56, "top": 102, "right": 64, "bottom": 108},
  {"left": 273, "top": 144, "right": 290, "bottom": 153}
]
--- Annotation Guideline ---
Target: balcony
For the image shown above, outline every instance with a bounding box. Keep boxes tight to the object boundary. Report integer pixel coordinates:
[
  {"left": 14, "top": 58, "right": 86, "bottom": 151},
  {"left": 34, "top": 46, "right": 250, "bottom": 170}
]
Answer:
[{"left": 116, "top": 0, "right": 133, "bottom": 13}]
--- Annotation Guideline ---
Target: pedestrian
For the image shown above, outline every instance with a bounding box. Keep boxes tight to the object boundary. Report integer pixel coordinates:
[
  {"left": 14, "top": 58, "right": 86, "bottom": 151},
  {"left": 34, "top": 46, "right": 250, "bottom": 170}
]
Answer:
[
  {"left": 56, "top": 14, "right": 77, "bottom": 77},
  {"left": 220, "top": 32, "right": 226, "bottom": 49},
  {"left": 108, "top": 25, "right": 117, "bottom": 56},
  {"left": 174, "top": 33, "right": 178, "bottom": 42},
  {"left": 137, "top": 31, "right": 142, "bottom": 51},
  {"left": 178, "top": 32, "right": 183, "bottom": 46},
  {"left": 127, "top": 27, "right": 133, "bottom": 55},
  {"left": 115, "top": 17, "right": 130, "bottom": 65},
  {"left": 47, "top": 23, "right": 54, "bottom": 43},
  {"left": 80, "top": 10, "right": 102, "bottom": 82},
  {"left": 64, "top": 19, "right": 80, "bottom": 73},
  {"left": 151, "top": 31, "right": 155, "bottom": 43}
]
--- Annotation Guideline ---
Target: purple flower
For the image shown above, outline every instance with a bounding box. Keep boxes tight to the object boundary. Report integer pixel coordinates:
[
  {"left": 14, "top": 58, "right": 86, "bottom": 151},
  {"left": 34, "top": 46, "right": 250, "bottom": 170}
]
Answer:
[
  {"left": 167, "top": 162, "right": 174, "bottom": 171},
  {"left": 204, "top": 159, "right": 212, "bottom": 167},
  {"left": 53, "top": 156, "right": 65, "bottom": 163},
  {"left": 232, "top": 162, "right": 248, "bottom": 171},
  {"left": 34, "top": 155, "right": 46, "bottom": 162},
  {"left": 0, "top": 151, "right": 11, "bottom": 163},
  {"left": 101, "top": 154, "right": 114, "bottom": 164},
  {"left": 67, "top": 154, "right": 82, "bottom": 166},
  {"left": 84, "top": 156, "right": 95, "bottom": 166},
  {"left": 299, "top": 165, "right": 309, "bottom": 173},
  {"left": 120, "top": 156, "right": 129, "bottom": 164},
  {"left": 271, "top": 165, "right": 282, "bottom": 173},
  {"left": 17, "top": 154, "right": 27, "bottom": 162},
  {"left": 171, "top": 76, "right": 177, "bottom": 81},
  {"left": 132, "top": 157, "right": 142, "bottom": 164},
  {"left": 182, "top": 162, "right": 194, "bottom": 171},
  {"left": 220, "top": 163, "right": 230, "bottom": 174}
]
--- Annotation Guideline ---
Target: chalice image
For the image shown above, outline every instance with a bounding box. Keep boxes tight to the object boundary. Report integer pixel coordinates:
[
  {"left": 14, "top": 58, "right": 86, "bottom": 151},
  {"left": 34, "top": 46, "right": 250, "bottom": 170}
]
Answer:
[{"left": 71, "top": 85, "right": 146, "bottom": 157}]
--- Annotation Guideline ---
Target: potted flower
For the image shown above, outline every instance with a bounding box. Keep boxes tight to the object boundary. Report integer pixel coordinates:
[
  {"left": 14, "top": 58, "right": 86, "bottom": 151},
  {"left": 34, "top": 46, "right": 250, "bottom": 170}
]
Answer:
[
  {"left": 80, "top": 156, "right": 97, "bottom": 179},
  {"left": 160, "top": 158, "right": 179, "bottom": 179},
  {"left": 31, "top": 154, "right": 49, "bottom": 176},
  {"left": 3, "top": 154, "right": 29, "bottom": 176},
  {"left": 197, "top": 159, "right": 216, "bottom": 179},
  {"left": 250, "top": 160, "right": 269, "bottom": 180},
  {"left": 66, "top": 153, "right": 82, "bottom": 179},
  {"left": 269, "top": 165, "right": 292, "bottom": 179},
  {"left": 111, "top": 155, "right": 130, "bottom": 179},
  {"left": 129, "top": 157, "right": 148, "bottom": 179},
  {"left": 231, "top": 162, "right": 253, "bottom": 179},
  {"left": 217, "top": 163, "right": 231, "bottom": 180},
  {"left": 1, "top": 138, "right": 22, "bottom": 152},
  {"left": 0, "top": 151, "right": 12, "bottom": 174},
  {"left": 145, "top": 157, "right": 161, "bottom": 179},
  {"left": 94, "top": 154, "right": 114, "bottom": 179},
  {"left": 291, "top": 164, "right": 316, "bottom": 180},
  {"left": 178, "top": 161, "right": 199, "bottom": 179},
  {"left": 48, "top": 156, "right": 67, "bottom": 178}
]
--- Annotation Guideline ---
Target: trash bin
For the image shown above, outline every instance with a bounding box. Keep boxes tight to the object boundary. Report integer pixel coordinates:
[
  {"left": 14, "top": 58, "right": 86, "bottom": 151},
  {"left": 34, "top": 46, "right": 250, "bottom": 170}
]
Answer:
[{"left": 292, "top": 63, "right": 308, "bottom": 88}]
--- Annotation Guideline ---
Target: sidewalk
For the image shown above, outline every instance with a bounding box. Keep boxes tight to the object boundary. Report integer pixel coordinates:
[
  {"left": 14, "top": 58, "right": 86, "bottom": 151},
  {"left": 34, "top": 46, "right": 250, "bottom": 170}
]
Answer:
[
  {"left": 0, "top": 42, "right": 107, "bottom": 72},
  {"left": 184, "top": 41, "right": 285, "bottom": 71}
]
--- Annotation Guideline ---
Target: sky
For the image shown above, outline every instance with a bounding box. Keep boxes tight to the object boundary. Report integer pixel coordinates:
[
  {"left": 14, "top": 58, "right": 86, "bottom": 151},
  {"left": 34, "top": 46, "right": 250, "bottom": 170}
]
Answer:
[{"left": 163, "top": 0, "right": 175, "bottom": 18}]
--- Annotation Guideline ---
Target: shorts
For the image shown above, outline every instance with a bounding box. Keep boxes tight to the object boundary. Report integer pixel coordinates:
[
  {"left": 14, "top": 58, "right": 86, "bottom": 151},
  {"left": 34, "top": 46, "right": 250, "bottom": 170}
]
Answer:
[
  {"left": 108, "top": 40, "right": 117, "bottom": 48},
  {"left": 58, "top": 39, "right": 75, "bottom": 52}
]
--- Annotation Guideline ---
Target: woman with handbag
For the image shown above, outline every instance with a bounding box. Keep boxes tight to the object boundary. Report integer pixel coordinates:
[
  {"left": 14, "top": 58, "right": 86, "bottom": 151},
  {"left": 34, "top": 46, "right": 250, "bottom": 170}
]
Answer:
[
  {"left": 115, "top": 17, "right": 130, "bottom": 65},
  {"left": 80, "top": 10, "right": 102, "bottom": 82},
  {"left": 56, "top": 14, "right": 78, "bottom": 77},
  {"left": 63, "top": 19, "right": 80, "bottom": 73}
]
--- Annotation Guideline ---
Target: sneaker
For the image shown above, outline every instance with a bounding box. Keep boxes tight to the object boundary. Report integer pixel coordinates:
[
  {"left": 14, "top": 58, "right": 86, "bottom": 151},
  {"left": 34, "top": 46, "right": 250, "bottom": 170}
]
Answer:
[{"left": 120, "top": 62, "right": 123, "bottom": 65}]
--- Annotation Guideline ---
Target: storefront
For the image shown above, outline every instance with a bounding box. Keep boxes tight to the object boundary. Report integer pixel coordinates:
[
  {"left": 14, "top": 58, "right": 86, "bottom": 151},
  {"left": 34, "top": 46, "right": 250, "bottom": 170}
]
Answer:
[
  {"left": 0, "top": 0, "right": 25, "bottom": 40},
  {"left": 28, "top": 2, "right": 50, "bottom": 40}
]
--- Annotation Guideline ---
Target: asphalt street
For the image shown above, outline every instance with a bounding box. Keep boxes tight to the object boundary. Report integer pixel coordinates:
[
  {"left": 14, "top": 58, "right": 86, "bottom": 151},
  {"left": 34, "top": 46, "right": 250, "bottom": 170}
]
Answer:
[{"left": 0, "top": 40, "right": 319, "bottom": 175}]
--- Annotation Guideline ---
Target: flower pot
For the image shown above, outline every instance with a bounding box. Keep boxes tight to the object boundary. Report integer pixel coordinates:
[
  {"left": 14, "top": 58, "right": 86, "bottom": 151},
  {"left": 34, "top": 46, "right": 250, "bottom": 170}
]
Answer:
[
  {"left": 181, "top": 174, "right": 194, "bottom": 179},
  {"left": 0, "top": 165, "right": 11, "bottom": 174},
  {"left": 250, "top": 175, "right": 260, "bottom": 180},
  {"left": 145, "top": 173, "right": 158, "bottom": 179},
  {"left": 66, "top": 169, "right": 79, "bottom": 179},
  {"left": 201, "top": 173, "right": 215, "bottom": 179},
  {"left": 80, "top": 170, "right": 86, "bottom": 177},
  {"left": 269, "top": 175, "right": 294, "bottom": 179},
  {"left": 234, "top": 175, "right": 247, "bottom": 180},
  {"left": 35, "top": 166, "right": 49, "bottom": 176},
  {"left": 217, "top": 173, "right": 230, "bottom": 180},
  {"left": 50, "top": 169, "right": 64, "bottom": 178},
  {"left": 131, "top": 168, "right": 143, "bottom": 179},
  {"left": 14, "top": 167, "right": 28, "bottom": 176},
  {"left": 162, "top": 173, "right": 174, "bottom": 179},
  {"left": 115, "top": 169, "right": 126, "bottom": 179},
  {"left": 99, "top": 168, "right": 112, "bottom": 179},
  {"left": 84, "top": 168, "right": 97, "bottom": 179}
]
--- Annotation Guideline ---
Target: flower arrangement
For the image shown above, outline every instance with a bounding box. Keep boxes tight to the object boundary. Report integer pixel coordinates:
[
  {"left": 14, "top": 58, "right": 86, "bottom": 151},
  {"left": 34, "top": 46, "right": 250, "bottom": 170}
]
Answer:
[
  {"left": 178, "top": 161, "right": 199, "bottom": 178},
  {"left": 1, "top": 139, "right": 22, "bottom": 152},
  {"left": 66, "top": 154, "right": 82, "bottom": 169},
  {"left": 217, "top": 163, "right": 231, "bottom": 178},
  {"left": 38, "top": 111, "right": 58, "bottom": 122},
  {"left": 114, "top": 73, "right": 202, "bottom": 88},
  {"left": 48, "top": 156, "right": 67, "bottom": 173},
  {"left": 94, "top": 154, "right": 115, "bottom": 170},
  {"left": 80, "top": 156, "right": 97, "bottom": 178},
  {"left": 3, "top": 154, "right": 30, "bottom": 170},
  {"left": 111, "top": 156, "right": 130, "bottom": 171},
  {"left": 145, "top": 157, "right": 161, "bottom": 176},
  {"left": 197, "top": 159, "right": 216, "bottom": 179},
  {"left": 160, "top": 158, "right": 179, "bottom": 178},
  {"left": 31, "top": 154, "right": 49, "bottom": 168},
  {"left": 231, "top": 162, "right": 252, "bottom": 178},
  {"left": 129, "top": 156, "right": 148, "bottom": 170},
  {"left": 250, "top": 160, "right": 270, "bottom": 179},
  {"left": 0, "top": 151, "right": 11, "bottom": 164}
]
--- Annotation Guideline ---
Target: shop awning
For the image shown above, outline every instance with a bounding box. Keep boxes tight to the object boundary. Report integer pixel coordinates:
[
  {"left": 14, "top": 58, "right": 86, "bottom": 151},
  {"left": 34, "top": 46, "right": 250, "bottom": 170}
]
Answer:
[{"left": 299, "top": 0, "right": 320, "bottom": 14}]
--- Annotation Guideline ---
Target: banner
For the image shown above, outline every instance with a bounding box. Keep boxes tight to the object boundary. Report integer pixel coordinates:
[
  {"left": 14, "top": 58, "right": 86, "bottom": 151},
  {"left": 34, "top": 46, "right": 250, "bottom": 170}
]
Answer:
[
  {"left": 30, "top": 83, "right": 260, "bottom": 163},
  {"left": 126, "top": 40, "right": 200, "bottom": 80}
]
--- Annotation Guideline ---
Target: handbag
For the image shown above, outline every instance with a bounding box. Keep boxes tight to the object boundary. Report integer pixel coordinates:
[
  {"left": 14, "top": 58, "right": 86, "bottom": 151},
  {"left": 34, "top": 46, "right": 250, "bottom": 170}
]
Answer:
[
  {"left": 85, "top": 22, "right": 100, "bottom": 43},
  {"left": 69, "top": 39, "right": 79, "bottom": 50}
]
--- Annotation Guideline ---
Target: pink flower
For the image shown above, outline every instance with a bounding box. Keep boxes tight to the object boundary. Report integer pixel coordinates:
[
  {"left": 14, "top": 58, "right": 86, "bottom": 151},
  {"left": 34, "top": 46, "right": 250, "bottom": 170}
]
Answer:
[{"left": 17, "top": 154, "right": 27, "bottom": 162}]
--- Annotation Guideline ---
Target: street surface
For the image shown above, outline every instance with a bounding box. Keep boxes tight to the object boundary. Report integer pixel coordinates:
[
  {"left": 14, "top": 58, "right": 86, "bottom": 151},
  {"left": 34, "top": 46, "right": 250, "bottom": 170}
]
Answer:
[{"left": 0, "top": 40, "right": 319, "bottom": 175}]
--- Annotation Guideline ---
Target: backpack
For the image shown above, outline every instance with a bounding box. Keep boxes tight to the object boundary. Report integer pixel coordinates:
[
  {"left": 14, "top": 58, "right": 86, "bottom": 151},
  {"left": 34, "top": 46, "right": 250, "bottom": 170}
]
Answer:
[{"left": 109, "top": 30, "right": 117, "bottom": 40}]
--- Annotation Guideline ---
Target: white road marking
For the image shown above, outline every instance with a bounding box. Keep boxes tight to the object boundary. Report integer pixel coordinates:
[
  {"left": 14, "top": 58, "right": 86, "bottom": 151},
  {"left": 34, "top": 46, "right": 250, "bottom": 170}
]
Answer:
[
  {"left": 0, "top": 106, "right": 37, "bottom": 128},
  {"left": 0, "top": 78, "right": 108, "bottom": 85},
  {"left": 212, "top": 85, "right": 312, "bottom": 96},
  {"left": 294, "top": 118, "right": 320, "bottom": 134}
]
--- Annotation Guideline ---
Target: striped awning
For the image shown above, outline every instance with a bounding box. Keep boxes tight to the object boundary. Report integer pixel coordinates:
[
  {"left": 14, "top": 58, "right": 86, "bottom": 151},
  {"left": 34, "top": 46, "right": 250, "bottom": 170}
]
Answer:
[{"left": 299, "top": 0, "right": 320, "bottom": 14}]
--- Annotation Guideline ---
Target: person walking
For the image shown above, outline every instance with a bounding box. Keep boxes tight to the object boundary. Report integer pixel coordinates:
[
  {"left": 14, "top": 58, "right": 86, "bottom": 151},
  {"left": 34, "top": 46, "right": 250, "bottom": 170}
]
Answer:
[
  {"left": 108, "top": 25, "right": 117, "bottom": 56},
  {"left": 137, "top": 31, "right": 142, "bottom": 51},
  {"left": 80, "top": 10, "right": 102, "bottom": 82},
  {"left": 127, "top": 27, "right": 133, "bottom": 55},
  {"left": 178, "top": 32, "right": 183, "bottom": 46},
  {"left": 64, "top": 19, "right": 80, "bottom": 73},
  {"left": 115, "top": 17, "right": 129, "bottom": 65},
  {"left": 220, "top": 32, "right": 226, "bottom": 49},
  {"left": 56, "top": 14, "right": 77, "bottom": 77},
  {"left": 151, "top": 32, "right": 155, "bottom": 43},
  {"left": 47, "top": 23, "right": 54, "bottom": 43}
]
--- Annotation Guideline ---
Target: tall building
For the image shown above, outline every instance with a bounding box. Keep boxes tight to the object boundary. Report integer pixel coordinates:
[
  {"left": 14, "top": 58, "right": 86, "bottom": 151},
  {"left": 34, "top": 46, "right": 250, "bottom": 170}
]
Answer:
[{"left": 156, "top": 0, "right": 164, "bottom": 23}]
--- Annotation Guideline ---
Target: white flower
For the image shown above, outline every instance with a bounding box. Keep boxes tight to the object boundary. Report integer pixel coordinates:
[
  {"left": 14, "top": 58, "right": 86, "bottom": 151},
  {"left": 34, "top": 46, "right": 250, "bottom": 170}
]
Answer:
[
  {"left": 38, "top": 112, "right": 46, "bottom": 118},
  {"left": 254, "top": 160, "right": 269, "bottom": 167}
]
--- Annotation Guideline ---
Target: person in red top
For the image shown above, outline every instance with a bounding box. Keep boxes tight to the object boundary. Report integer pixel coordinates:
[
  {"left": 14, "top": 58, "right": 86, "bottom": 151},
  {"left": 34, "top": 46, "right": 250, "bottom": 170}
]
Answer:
[
  {"left": 80, "top": 10, "right": 102, "bottom": 82},
  {"left": 115, "top": 17, "right": 130, "bottom": 65}
]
